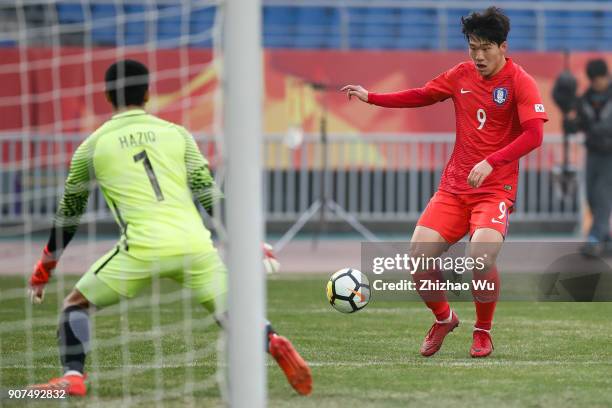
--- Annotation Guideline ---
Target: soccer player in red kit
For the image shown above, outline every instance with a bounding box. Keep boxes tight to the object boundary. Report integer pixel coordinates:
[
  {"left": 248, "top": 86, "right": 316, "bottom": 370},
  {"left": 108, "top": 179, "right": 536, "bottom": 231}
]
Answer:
[{"left": 342, "top": 7, "right": 548, "bottom": 357}]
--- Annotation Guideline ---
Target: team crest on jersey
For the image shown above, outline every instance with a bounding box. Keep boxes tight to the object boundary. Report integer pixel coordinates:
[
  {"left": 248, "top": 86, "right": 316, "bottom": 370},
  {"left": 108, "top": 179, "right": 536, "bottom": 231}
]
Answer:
[{"left": 493, "top": 87, "right": 508, "bottom": 105}]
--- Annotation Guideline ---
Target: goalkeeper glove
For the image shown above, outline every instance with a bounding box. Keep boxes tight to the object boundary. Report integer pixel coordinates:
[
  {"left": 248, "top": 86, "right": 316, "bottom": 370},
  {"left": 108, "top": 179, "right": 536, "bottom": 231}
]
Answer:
[
  {"left": 28, "top": 246, "right": 58, "bottom": 304},
  {"left": 262, "top": 243, "right": 280, "bottom": 274}
]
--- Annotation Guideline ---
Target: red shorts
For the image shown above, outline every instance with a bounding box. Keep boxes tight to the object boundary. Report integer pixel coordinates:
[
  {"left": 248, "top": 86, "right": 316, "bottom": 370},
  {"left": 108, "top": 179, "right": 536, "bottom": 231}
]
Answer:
[{"left": 417, "top": 190, "right": 513, "bottom": 244}]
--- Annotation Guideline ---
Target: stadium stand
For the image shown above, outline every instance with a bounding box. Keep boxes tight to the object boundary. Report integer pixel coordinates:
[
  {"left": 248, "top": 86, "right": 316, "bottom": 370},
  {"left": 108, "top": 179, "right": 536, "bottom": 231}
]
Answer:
[{"left": 17, "top": 2, "right": 612, "bottom": 50}]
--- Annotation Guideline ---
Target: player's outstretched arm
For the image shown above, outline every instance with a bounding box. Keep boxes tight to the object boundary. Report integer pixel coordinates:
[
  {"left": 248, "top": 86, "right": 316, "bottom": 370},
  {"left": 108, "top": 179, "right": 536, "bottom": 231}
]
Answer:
[
  {"left": 342, "top": 85, "right": 437, "bottom": 108},
  {"left": 29, "top": 141, "right": 93, "bottom": 304}
]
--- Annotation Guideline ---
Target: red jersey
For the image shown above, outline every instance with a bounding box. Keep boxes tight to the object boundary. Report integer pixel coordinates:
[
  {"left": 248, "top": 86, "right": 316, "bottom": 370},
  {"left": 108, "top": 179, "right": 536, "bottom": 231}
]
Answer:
[{"left": 425, "top": 58, "right": 548, "bottom": 198}]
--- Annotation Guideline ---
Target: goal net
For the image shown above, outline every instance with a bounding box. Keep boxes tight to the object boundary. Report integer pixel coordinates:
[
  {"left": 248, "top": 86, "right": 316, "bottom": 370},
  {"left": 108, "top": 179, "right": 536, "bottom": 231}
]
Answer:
[{"left": 0, "top": 0, "right": 231, "bottom": 405}]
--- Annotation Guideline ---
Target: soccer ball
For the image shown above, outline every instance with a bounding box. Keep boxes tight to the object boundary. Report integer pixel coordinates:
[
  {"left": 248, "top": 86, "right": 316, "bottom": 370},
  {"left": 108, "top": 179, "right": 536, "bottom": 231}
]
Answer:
[{"left": 326, "top": 268, "right": 371, "bottom": 313}]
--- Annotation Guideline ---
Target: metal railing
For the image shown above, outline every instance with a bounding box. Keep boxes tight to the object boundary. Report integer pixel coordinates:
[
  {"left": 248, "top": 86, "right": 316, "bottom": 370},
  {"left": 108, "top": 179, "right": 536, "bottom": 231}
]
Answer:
[{"left": 0, "top": 133, "right": 582, "bottom": 230}]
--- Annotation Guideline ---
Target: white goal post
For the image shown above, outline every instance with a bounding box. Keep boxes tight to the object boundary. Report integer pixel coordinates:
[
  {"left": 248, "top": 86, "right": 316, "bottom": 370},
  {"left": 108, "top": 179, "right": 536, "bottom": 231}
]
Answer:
[{"left": 223, "top": 0, "right": 266, "bottom": 407}]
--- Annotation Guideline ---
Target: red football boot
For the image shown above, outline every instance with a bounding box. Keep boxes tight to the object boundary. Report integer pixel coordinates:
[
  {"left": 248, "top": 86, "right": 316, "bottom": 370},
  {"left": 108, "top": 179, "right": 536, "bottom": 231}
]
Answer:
[
  {"left": 269, "top": 334, "right": 312, "bottom": 395},
  {"left": 470, "top": 329, "right": 494, "bottom": 358},
  {"left": 28, "top": 373, "right": 87, "bottom": 396},
  {"left": 420, "top": 311, "right": 460, "bottom": 357}
]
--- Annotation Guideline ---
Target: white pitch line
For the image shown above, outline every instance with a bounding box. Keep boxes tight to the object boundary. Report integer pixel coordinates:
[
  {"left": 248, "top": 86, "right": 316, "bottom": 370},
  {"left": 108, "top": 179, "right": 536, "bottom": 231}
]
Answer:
[
  {"left": 4, "top": 359, "right": 612, "bottom": 370},
  {"left": 308, "top": 360, "right": 612, "bottom": 367}
]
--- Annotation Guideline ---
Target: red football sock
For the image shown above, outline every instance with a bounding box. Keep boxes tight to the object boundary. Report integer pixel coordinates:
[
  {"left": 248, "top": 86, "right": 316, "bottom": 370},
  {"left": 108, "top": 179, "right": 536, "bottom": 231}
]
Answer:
[
  {"left": 472, "top": 265, "right": 500, "bottom": 331},
  {"left": 412, "top": 269, "right": 450, "bottom": 321}
]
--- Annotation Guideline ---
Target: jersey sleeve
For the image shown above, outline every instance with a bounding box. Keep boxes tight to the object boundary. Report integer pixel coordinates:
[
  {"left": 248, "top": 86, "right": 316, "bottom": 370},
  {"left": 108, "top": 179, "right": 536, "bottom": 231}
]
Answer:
[
  {"left": 515, "top": 71, "right": 549, "bottom": 124},
  {"left": 367, "top": 88, "right": 437, "bottom": 108},
  {"left": 47, "top": 139, "right": 93, "bottom": 254},
  {"left": 423, "top": 63, "right": 464, "bottom": 102},
  {"left": 180, "top": 127, "right": 224, "bottom": 213},
  {"left": 486, "top": 118, "right": 544, "bottom": 168}
]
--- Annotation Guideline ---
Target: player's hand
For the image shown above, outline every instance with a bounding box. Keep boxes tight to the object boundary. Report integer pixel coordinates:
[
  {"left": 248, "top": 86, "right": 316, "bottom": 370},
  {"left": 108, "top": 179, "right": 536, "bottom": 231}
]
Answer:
[
  {"left": 262, "top": 243, "right": 280, "bottom": 274},
  {"left": 340, "top": 85, "right": 369, "bottom": 102},
  {"left": 28, "top": 246, "right": 58, "bottom": 304},
  {"left": 468, "top": 160, "right": 493, "bottom": 188}
]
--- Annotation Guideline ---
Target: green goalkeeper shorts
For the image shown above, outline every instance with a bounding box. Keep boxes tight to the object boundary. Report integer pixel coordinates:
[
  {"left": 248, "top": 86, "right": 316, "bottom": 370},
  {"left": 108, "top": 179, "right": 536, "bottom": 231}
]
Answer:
[{"left": 75, "top": 246, "right": 227, "bottom": 310}]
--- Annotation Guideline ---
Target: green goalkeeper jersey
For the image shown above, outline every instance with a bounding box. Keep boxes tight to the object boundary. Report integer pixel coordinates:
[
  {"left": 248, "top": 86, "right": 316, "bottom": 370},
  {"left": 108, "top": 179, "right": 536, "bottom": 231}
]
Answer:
[{"left": 55, "top": 109, "right": 222, "bottom": 258}]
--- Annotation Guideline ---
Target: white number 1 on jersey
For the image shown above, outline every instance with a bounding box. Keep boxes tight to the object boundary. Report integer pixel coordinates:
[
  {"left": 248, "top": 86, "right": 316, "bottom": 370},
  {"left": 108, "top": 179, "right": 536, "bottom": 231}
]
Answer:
[{"left": 477, "top": 108, "right": 486, "bottom": 130}]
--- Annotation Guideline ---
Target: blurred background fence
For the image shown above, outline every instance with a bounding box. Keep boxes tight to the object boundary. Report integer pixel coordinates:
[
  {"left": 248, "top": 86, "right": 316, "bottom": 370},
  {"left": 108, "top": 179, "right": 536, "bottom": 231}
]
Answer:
[{"left": 0, "top": 132, "right": 581, "bottom": 233}]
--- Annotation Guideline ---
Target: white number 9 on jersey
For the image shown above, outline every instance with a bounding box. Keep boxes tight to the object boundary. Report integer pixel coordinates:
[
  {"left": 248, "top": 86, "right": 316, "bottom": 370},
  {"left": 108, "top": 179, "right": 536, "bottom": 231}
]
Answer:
[{"left": 477, "top": 108, "right": 486, "bottom": 130}]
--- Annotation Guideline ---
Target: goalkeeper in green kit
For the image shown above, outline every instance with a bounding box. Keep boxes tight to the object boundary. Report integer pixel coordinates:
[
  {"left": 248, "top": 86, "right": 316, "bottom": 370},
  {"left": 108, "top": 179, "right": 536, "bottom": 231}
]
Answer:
[{"left": 27, "top": 60, "right": 312, "bottom": 396}]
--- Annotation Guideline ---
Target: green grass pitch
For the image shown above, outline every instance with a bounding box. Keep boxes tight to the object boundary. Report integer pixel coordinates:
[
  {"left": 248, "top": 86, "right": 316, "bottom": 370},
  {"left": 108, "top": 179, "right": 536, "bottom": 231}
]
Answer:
[{"left": 1, "top": 274, "right": 612, "bottom": 407}]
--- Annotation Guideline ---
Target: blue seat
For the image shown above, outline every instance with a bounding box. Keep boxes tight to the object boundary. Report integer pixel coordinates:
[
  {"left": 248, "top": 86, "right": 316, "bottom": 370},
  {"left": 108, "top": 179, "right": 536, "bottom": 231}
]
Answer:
[
  {"left": 123, "top": 4, "right": 146, "bottom": 45},
  {"left": 397, "top": 11, "right": 438, "bottom": 50},
  {"left": 598, "top": 36, "right": 612, "bottom": 50},
  {"left": 294, "top": 34, "right": 341, "bottom": 49},
  {"left": 364, "top": 7, "right": 398, "bottom": 25},
  {"left": 399, "top": 8, "right": 437, "bottom": 24},
  {"left": 91, "top": 4, "right": 117, "bottom": 19},
  {"left": 190, "top": 7, "right": 216, "bottom": 31},
  {"left": 57, "top": 3, "right": 84, "bottom": 23},
  {"left": 0, "top": 39, "right": 17, "bottom": 47},
  {"left": 124, "top": 4, "right": 146, "bottom": 18},
  {"left": 359, "top": 24, "right": 396, "bottom": 50},
  {"left": 568, "top": 12, "right": 600, "bottom": 50},
  {"left": 264, "top": 36, "right": 293, "bottom": 48},
  {"left": 91, "top": 4, "right": 117, "bottom": 45},
  {"left": 395, "top": 24, "right": 440, "bottom": 50},
  {"left": 294, "top": 7, "right": 340, "bottom": 49},
  {"left": 323, "top": 34, "right": 342, "bottom": 49},
  {"left": 545, "top": 37, "right": 568, "bottom": 51},
  {"left": 264, "top": 5, "right": 297, "bottom": 31},
  {"left": 264, "top": 6, "right": 298, "bottom": 47},
  {"left": 603, "top": 12, "right": 612, "bottom": 47},
  {"left": 506, "top": 10, "right": 537, "bottom": 43},
  {"left": 189, "top": 7, "right": 215, "bottom": 47},
  {"left": 605, "top": 11, "right": 612, "bottom": 27},
  {"left": 544, "top": 9, "right": 569, "bottom": 45},
  {"left": 265, "top": 6, "right": 297, "bottom": 24},
  {"left": 445, "top": 9, "right": 472, "bottom": 49},
  {"left": 347, "top": 7, "right": 369, "bottom": 21},
  {"left": 296, "top": 7, "right": 328, "bottom": 25},
  {"left": 509, "top": 36, "right": 536, "bottom": 51},
  {"left": 506, "top": 9, "right": 536, "bottom": 25},
  {"left": 189, "top": 37, "right": 213, "bottom": 48},
  {"left": 545, "top": 10, "right": 604, "bottom": 50},
  {"left": 348, "top": 7, "right": 398, "bottom": 49},
  {"left": 157, "top": 4, "right": 183, "bottom": 45}
]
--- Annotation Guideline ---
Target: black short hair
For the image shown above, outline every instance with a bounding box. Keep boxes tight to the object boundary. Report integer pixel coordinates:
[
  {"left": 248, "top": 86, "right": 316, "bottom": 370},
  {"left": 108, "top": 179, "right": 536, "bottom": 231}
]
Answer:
[
  {"left": 461, "top": 7, "right": 510, "bottom": 46},
  {"left": 586, "top": 58, "right": 608, "bottom": 80},
  {"left": 105, "top": 59, "right": 149, "bottom": 108}
]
